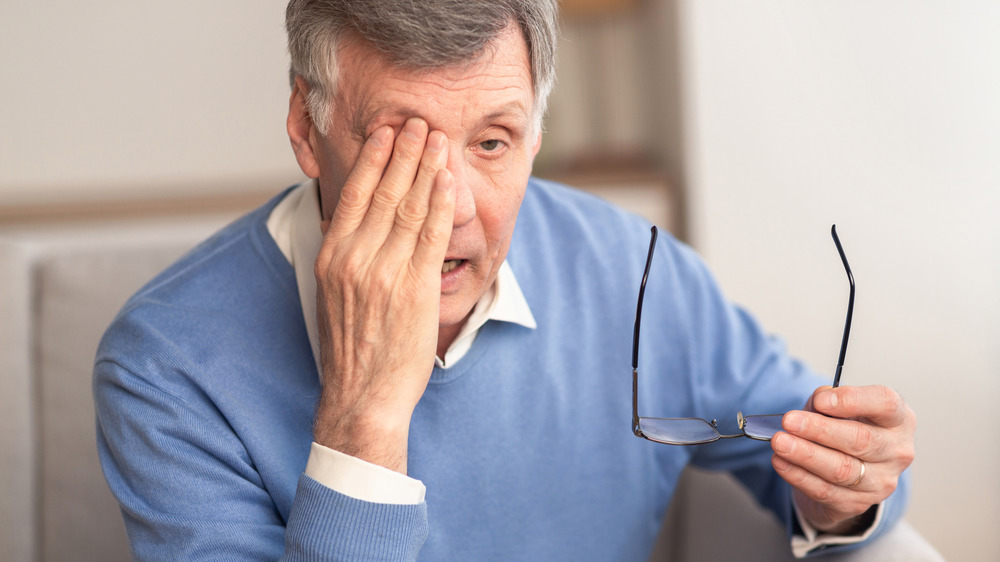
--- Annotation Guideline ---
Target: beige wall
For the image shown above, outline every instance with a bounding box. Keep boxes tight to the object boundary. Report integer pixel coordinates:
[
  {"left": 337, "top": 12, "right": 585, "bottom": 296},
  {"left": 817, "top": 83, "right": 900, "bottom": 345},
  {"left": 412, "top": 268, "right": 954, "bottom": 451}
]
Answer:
[
  {"left": 678, "top": 2, "right": 999, "bottom": 560},
  {"left": 0, "top": 1, "right": 303, "bottom": 209}
]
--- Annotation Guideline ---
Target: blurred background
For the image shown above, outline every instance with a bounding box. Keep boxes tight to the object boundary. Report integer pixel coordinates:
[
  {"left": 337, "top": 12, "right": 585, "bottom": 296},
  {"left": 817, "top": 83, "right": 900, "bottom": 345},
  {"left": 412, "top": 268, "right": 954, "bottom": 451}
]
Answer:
[{"left": 2, "top": 1, "right": 996, "bottom": 560}]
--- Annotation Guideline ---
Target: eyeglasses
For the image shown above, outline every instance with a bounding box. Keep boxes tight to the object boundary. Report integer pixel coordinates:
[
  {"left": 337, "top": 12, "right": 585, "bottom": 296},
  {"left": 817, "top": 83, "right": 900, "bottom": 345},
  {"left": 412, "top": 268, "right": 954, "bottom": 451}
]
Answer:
[{"left": 631, "top": 225, "right": 855, "bottom": 445}]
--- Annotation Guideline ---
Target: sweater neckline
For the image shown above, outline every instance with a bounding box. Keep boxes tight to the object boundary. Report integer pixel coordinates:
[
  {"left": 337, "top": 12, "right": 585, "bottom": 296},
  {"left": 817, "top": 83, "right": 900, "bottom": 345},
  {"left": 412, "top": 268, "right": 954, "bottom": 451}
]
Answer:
[{"left": 427, "top": 322, "right": 506, "bottom": 384}]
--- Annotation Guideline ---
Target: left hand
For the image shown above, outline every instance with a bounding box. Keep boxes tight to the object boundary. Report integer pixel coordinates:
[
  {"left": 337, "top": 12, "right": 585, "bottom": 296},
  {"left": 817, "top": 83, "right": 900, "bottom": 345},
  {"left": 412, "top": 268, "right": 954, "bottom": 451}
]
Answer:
[{"left": 770, "top": 384, "right": 916, "bottom": 534}]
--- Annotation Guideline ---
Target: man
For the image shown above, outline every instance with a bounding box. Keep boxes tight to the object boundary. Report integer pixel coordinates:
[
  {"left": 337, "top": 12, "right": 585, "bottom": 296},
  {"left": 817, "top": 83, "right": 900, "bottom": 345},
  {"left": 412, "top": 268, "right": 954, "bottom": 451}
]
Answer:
[{"left": 94, "top": 0, "right": 916, "bottom": 559}]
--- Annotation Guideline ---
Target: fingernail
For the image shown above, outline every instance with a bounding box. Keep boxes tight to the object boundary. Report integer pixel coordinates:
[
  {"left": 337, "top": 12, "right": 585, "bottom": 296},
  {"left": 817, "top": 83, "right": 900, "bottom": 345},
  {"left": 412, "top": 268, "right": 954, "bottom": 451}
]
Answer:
[
  {"left": 402, "top": 117, "right": 425, "bottom": 140},
  {"left": 370, "top": 126, "right": 391, "bottom": 147},
  {"left": 783, "top": 412, "right": 804, "bottom": 433},
  {"left": 427, "top": 131, "right": 445, "bottom": 152}
]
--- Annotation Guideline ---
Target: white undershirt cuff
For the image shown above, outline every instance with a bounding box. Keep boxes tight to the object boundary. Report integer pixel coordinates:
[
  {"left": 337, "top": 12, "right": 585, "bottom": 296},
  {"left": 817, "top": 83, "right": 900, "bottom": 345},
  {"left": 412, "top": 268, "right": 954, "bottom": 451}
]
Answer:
[
  {"left": 304, "top": 442, "right": 426, "bottom": 505},
  {"left": 790, "top": 500, "right": 884, "bottom": 558}
]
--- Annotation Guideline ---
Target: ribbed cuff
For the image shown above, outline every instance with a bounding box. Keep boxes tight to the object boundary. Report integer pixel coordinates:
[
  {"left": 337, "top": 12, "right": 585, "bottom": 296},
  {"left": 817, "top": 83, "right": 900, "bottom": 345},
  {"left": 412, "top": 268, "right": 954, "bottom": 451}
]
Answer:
[{"left": 283, "top": 474, "right": 428, "bottom": 561}]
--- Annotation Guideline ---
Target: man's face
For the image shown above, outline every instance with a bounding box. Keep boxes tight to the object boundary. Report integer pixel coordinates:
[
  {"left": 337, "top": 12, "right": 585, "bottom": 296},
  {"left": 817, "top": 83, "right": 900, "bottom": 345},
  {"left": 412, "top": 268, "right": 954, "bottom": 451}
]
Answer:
[{"left": 305, "top": 25, "right": 540, "bottom": 331}]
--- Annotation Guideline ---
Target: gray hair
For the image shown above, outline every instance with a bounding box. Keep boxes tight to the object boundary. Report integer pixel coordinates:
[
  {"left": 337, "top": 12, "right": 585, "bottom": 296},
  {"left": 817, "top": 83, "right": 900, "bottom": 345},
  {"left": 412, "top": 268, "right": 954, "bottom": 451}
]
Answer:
[{"left": 285, "top": 0, "right": 559, "bottom": 135}]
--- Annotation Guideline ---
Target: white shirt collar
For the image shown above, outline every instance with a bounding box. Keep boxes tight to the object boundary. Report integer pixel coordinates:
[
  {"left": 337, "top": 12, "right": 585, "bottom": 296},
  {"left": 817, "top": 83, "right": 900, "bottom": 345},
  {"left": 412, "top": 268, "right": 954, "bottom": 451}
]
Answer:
[{"left": 266, "top": 180, "right": 536, "bottom": 374}]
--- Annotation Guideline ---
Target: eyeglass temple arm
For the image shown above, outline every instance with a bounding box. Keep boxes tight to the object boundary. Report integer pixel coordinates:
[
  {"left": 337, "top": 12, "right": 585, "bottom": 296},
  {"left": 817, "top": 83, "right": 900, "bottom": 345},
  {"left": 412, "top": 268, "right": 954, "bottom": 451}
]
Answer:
[
  {"left": 632, "top": 226, "right": 658, "bottom": 432},
  {"left": 831, "top": 225, "right": 855, "bottom": 388}
]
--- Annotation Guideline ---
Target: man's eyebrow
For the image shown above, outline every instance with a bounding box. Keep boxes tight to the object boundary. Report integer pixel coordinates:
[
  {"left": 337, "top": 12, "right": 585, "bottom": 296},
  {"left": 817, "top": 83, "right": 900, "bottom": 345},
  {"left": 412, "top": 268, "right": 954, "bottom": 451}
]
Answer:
[
  {"left": 351, "top": 100, "right": 530, "bottom": 140},
  {"left": 482, "top": 101, "right": 530, "bottom": 131}
]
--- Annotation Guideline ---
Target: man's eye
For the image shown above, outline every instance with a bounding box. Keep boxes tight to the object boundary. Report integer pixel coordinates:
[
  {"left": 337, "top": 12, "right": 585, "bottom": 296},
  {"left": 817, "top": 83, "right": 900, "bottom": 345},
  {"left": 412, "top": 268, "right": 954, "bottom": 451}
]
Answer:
[{"left": 479, "top": 139, "right": 505, "bottom": 152}]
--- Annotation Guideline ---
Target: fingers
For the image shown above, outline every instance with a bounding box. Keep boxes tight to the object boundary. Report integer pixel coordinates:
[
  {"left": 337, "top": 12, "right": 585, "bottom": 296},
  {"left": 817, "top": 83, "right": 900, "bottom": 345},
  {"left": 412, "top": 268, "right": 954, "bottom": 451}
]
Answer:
[
  {"left": 321, "top": 117, "right": 453, "bottom": 274},
  {"left": 780, "top": 410, "right": 887, "bottom": 461},
  {"left": 326, "top": 125, "right": 395, "bottom": 240},
  {"left": 364, "top": 118, "right": 432, "bottom": 240},
  {"left": 327, "top": 117, "right": 442, "bottom": 246},
  {"left": 410, "top": 169, "right": 455, "bottom": 273},
  {"left": 809, "top": 385, "right": 913, "bottom": 429},
  {"left": 772, "top": 430, "right": 873, "bottom": 489},
  {"left": 772, "top": 384, "right": 917, "bottom": 532},
  {"left": 382, "top": 129, "right": 450, "bottom": 259},
  {"left": 771, "top": 455, "right": 877, "bottom": 523},
  {"left": 801, "top": 385, "right": 832, "bottom": 414}
]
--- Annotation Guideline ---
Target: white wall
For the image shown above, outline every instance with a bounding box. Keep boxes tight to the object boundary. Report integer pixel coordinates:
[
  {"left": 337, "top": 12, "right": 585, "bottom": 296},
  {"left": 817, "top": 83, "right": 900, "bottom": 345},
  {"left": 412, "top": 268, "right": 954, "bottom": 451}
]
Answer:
[
  {"left": 0, "top": 1, "right": 303, "bottom": 208},
  {"left": 679, "top": 2, "right": 999, "bottom": 560}
]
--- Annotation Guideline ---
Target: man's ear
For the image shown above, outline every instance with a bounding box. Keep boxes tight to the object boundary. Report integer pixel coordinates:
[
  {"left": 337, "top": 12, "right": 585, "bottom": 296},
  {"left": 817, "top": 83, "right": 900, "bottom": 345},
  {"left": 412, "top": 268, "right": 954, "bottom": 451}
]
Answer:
[
  {"left": 287, "top": 76, "right": 321, "bottom": 179},
  {"left": 531, "top": 130, "right": 543, "bottom": 159}
]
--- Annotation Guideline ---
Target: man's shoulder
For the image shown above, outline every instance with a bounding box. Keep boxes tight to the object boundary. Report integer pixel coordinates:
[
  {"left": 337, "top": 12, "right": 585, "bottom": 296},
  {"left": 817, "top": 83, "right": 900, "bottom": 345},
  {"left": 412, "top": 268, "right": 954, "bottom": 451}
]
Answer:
[
  {"left": 96, "top": 188, "right": 300, "bottom": 368},
  {"left": 524, "top": 176, "right": 638, "bottom": 218},
  {"left": 131, "top": 188, "right": 295, "bottom": 306},
  {"left": 513, "top": 176, "right": 709, "bottom": 298},
  {"left": 518, "top": 176, "right": 660, "bottom": 254}
]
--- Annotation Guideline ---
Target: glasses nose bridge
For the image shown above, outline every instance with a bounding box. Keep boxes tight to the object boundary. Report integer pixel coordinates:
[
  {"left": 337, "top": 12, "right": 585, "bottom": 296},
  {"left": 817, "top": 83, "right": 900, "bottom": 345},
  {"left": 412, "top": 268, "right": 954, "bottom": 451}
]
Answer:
[
  {"left": 716, "top": 415, "right": 748, "bottom": 440},
  {"left": 710, "top": 418, "right": 743, "bottom": 440}
]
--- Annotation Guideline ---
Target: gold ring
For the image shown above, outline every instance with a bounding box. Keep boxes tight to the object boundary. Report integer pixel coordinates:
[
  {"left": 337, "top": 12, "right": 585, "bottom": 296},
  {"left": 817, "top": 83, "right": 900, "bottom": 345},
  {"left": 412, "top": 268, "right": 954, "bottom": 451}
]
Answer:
[{"left": 847, "top": 460, "right": 866, "bottom": 488}]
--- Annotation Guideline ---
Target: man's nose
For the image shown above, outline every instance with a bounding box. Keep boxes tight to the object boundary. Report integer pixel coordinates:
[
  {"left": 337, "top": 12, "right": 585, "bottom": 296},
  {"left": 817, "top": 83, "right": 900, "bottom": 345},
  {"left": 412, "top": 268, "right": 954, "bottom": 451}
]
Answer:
[{"left": 447, "top": 151, "right": 476, "bottom": 228}]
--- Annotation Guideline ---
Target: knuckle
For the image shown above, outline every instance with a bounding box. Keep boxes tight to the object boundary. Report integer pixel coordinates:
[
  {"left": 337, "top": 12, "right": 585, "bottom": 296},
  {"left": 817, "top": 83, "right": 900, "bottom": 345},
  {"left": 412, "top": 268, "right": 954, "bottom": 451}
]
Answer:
[
  {"left": 394, "top": 141, "right": 422, "bottom": 165},
  {"left": 851, "top": 423, "right": 875, "bottom": 455},
  {"left": 419, "top": 157, "right": 440, "bottom": 178},
  {"left": 813, "top": 481, "right": 835, "bottom": 503},
  {"left": 338, "top": 181, "right": 369, "bottom": 210},
  {"left": 833, "top": 455, "right": 855, "bottom": 484},
  {"left": 901, "top": 443, "right": 916, "bottom": 466},
  {"left": 314, "top": 246, "right": 333, "bottom": 274},
  {"left": 313, "top": 257, "right": 327, "bottom": 281},
  {"left": 881, "top": 473, "right": 899, "bottom": 495},
  {"left": 335, "top": 249, "right": 367, "bottom": 284},
  {"left": 370, "top": 263, "right": 397, "bottom": 293},
  {"left": 395, "top": 198, "right": 426, "bottom": 229},
  {"left": 370, "top": 186, "right": 398, "bottom": 209},
  {"left": 879, "top": 385, "right": 904, "bottom": 413},
  {"left": 418, "top": 221, "right": 448, "bottom": 249}
]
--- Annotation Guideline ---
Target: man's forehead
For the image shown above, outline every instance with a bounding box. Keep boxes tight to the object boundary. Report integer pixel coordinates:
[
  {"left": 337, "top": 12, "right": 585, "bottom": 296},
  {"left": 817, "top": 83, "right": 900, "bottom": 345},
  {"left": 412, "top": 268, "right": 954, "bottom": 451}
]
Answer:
[{"left": 336, "top": 28, "right": 534, "bottom": 140}]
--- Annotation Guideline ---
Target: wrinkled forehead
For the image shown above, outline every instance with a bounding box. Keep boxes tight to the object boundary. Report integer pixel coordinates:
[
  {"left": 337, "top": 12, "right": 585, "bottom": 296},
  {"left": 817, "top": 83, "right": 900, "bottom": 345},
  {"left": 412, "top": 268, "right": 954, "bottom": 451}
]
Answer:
[{"left": 335, "top": 27, "right": 535, "bottom": 139}]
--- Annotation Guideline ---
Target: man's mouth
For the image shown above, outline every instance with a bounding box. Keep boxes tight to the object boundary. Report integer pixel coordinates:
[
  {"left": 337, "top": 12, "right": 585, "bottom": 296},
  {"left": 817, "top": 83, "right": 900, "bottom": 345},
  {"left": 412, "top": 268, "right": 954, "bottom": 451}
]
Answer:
[{"left": 441, "top": 259, "right": 464, "bottom": 274}]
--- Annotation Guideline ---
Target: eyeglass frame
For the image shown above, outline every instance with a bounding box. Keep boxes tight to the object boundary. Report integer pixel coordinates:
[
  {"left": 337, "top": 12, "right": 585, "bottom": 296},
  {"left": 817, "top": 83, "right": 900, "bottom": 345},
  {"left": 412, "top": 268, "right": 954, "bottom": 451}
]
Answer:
[{"left": 631, "top": 224, "right": 855, "bottom": 446}]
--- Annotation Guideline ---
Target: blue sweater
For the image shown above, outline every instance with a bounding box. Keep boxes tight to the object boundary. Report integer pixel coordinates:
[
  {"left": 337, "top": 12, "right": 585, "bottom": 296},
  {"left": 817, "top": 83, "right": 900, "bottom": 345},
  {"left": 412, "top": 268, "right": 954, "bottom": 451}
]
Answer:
[{"left": 94, "top": 178, "right": 907, "bottom": 560}]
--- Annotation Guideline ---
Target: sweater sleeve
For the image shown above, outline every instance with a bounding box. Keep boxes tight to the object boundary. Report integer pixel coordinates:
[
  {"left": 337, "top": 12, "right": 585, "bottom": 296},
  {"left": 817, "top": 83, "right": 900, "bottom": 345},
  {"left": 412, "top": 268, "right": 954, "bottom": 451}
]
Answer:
[{"left": 93, "top": 358, "right": 428, "bottom": 561}]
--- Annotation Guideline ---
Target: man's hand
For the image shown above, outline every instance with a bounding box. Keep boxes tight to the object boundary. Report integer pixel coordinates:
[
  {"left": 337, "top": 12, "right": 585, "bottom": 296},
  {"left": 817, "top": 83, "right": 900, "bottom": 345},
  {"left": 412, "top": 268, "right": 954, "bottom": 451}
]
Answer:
[
  {"left": 312, "top": 117, "right": 455, "bottom": 474},
  {"left": 770, "top": 385, "right": 916, "bottom": 534}
]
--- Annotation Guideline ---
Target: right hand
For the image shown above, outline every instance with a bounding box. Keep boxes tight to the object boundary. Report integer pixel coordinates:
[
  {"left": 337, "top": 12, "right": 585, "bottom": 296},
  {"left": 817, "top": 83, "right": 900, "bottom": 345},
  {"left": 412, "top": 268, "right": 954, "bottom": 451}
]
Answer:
[{"left": 312, "top": 117, "right": 455, "bottom": 473}]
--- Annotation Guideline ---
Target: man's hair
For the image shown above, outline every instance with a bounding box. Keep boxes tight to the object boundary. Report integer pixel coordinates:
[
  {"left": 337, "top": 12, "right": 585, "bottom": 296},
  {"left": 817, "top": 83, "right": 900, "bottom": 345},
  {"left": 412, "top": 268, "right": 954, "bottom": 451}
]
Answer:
[{"left": 285, "top": 0, "right": 559, "bottom": 135}]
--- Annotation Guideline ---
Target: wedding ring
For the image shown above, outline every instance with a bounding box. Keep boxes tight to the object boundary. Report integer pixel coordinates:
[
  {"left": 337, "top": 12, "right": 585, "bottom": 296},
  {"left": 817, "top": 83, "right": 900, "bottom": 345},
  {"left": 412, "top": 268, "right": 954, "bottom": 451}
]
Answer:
[{"left": 847, "top": 460, "right": 866, "bottom": 488}]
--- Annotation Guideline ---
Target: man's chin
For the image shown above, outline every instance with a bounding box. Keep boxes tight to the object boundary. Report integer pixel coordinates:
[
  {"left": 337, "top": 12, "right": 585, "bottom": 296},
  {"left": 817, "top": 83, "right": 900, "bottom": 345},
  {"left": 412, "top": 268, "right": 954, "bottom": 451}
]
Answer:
[
  {"left": 438, "top": 309, "right": 474, "bottom": 331},
  {"left": 437, "top": 296, "right": 478, "bottom": 331}
]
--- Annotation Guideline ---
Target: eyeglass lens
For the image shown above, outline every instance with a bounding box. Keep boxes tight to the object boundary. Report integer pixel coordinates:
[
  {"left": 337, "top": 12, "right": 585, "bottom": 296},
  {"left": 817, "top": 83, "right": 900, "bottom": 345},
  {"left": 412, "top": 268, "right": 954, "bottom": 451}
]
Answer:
[
  {"left": 639, "top": 418, "right": 721, "bottom": 445},
  {"left": 638, "top": 414, "right": 785, "bottom": 445},
  {"left": 742, "top": 414, "right": 784, "bottom": 440}
]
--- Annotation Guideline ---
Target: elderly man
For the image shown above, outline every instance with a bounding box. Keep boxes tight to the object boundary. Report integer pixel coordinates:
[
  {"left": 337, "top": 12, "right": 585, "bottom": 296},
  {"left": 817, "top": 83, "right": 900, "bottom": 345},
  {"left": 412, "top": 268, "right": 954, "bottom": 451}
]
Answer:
[{"left": 94, "top": 0, "right": 915, "bottom": 559}]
